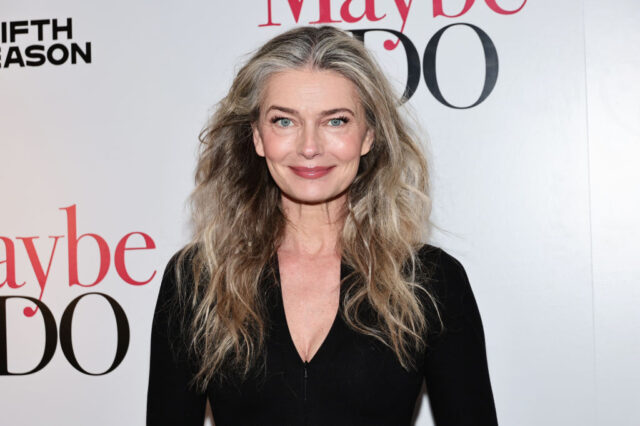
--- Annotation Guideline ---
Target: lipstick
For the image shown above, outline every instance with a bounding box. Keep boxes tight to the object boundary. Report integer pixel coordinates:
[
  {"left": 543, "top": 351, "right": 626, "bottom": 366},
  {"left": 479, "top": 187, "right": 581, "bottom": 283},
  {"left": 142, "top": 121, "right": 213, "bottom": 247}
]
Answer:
[{"left": 289, "top": 166, "right": 335, "bottom": 179}]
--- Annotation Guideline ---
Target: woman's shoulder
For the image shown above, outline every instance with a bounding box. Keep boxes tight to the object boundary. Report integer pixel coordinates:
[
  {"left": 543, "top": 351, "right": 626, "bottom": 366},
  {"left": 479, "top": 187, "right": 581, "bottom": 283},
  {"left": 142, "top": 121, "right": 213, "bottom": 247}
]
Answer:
[
  {"left": 155, "top": 245, "right": 200, "bottom": 312},
  {"left": 150, "top": 246, "right": 202, "bottom": 367},
  {"left": 414, "top": 243, "right": 470, "bottom": 285},
  {"left": 163, "top": 244, "right": 199, "bottom": 282},
  {"left": 413, "top": 244, "right": 477, "bottom": 315}
]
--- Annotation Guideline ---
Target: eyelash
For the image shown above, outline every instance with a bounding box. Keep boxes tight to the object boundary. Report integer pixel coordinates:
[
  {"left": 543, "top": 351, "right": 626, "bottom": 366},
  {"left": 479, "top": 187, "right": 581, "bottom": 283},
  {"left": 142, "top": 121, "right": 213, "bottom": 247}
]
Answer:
[
  {"left": 270, "top": 115, "right": 290, "bottom": 125},
  {"left": 329, "top": 115, "right": 350, "bottom": 125},
  {"left": 270, "top": 115, "right": 351, "bottom": 126}
]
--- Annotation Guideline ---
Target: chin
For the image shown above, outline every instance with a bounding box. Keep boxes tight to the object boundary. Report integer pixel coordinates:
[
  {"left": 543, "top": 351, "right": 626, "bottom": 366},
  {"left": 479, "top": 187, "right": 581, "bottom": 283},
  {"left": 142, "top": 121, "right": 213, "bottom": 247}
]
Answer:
[{"left": 282, "top": 187, "right": 347, "bottom": 205}]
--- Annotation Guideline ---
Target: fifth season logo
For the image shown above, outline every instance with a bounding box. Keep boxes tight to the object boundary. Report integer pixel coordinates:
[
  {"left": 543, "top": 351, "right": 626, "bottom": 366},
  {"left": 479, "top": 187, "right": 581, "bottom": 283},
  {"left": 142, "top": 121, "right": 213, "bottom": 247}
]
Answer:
[{"left": 0, "top": 18, "right": 91, "bottom": 69}]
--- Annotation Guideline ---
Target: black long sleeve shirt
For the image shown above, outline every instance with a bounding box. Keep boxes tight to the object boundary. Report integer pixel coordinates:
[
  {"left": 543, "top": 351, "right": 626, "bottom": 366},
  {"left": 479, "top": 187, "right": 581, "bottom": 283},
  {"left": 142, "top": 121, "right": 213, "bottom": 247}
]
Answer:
[{"left": 146, "top": 244, "right": 498, "bottom": 425}]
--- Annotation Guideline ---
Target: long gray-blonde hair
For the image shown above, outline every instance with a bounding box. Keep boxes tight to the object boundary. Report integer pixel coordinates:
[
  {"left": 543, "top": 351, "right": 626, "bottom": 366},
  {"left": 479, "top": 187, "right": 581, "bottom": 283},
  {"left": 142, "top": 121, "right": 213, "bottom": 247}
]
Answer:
[{"left": 174, "top": 25, "right": 442, "bottom": 391}]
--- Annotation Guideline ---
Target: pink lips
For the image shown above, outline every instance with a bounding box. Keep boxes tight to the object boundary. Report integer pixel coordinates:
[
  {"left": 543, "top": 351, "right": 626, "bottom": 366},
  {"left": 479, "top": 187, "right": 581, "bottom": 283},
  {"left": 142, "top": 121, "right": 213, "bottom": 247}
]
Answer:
[{"left": 289, "top": 166, "right": 335, "bottom": 179}]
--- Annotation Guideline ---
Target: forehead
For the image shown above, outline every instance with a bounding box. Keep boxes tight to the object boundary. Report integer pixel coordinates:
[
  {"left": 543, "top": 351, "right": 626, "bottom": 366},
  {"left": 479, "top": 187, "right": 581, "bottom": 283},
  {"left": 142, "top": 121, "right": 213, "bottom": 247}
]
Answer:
[{"left": 260, "top": 68, "right": 362, "bottom": 113}]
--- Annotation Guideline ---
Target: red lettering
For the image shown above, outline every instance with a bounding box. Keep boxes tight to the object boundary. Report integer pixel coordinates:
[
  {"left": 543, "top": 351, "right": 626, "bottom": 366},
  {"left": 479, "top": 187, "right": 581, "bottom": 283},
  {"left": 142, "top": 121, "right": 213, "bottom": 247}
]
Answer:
[
  {"left": 309, "top": 0, "right": 341, "bottom": 24},
  {"left": 16, "top": 235, "right": 63, "bottom": 317},
  {"left": 259, "top": 0, "right": 281, "bottom": 26},
  {"left": 114, "top": 232, "right": 157, "bottom": 286},
  {"left": 61, "top": 205, "right": 110, "bottom": 288},
  {"left": 340, "top": 0, "right": 385, "bottom": 23},
  {"left": 384, "top": 0, "right": 414, "bottom": 50},
  {"left": 259, "top": 0, "right": 307, "bottom": 26},
  {"left": 0, "top": 237, "right": 25, "bottom": 289},
  {"left": 434, "top": 0, "right": 525, "bottom": 17},
  {"left": 485, "top": 0, "right": 526, "bottom": 14},
  {"left": 433, "top": 0, "right": 475, "bottom": 18}
]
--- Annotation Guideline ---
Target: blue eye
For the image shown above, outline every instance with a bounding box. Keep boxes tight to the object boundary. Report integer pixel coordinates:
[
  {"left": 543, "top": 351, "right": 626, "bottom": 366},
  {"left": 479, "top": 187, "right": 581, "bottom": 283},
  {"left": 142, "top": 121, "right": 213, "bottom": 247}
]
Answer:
[
  {"left": 274, "top": 117, "right": 292, "bottom": 127},
  {"left": 328, "top": 116, "right": 349, "bottom": 127}
]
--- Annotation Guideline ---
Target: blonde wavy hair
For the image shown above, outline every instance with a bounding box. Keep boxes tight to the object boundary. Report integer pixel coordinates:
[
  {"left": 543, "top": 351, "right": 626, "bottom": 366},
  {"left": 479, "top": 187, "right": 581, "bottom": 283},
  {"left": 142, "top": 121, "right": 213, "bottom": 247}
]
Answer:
[{"left": 174, "top": 25, "right": 442, "bottom": 391}]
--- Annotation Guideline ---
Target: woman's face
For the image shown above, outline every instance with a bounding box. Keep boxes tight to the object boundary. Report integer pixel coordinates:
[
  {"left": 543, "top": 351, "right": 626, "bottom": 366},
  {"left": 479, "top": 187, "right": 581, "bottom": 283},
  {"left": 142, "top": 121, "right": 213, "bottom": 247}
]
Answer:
[{"left": 252, "top": 67, "right": 374, "bottom": 206}]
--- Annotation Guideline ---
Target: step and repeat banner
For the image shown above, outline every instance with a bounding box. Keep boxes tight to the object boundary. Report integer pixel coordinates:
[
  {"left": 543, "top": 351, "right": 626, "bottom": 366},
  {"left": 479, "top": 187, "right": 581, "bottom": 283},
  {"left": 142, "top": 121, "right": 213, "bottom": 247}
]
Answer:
[{"left": 1, "top": 1, "right": 638, "bottom": 425}]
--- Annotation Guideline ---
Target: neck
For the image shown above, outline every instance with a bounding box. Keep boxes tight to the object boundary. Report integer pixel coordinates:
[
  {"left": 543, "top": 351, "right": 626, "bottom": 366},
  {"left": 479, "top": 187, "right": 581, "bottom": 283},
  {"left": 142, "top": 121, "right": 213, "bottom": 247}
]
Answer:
[{"left": 278, "top": 192, "right": 347, "bottom": 258}]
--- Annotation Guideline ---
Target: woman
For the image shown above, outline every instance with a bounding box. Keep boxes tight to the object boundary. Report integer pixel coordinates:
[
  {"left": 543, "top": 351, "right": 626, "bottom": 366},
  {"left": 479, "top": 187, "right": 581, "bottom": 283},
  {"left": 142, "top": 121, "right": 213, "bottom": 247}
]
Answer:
[{"left": 147, "top": 25, "right": 498, "bottom": 425}]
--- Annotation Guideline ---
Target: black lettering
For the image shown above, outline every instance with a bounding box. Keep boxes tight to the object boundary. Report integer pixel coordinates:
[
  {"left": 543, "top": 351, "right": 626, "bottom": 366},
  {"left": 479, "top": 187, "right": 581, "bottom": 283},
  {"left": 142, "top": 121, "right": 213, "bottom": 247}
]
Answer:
[
  {"left": 423, "top": 23, "right": 499, "bottom": 109},
  {"left": 71, "top": 42, "right": 91, "bottom": 64},
  {"left": 349, "top": 28, "right": 421, "bottom": 103},
  {"left": 0, "top": 296, "right": 57, "bottom": 375},
  {"left": 9, "top": 21, "right": 28, "bottom": 43},
  {"left": 4, "top": 46, "right": 25, "bottom": 68},
  {"left": 30, "top": 19, "right": 50, "bottom": 41},
  {"left": 59, "top": 292, "right": 130, "bottom": 375},
  {"left": 47, "top": 43, "right": 69, "bottom": 65},
  {"left": 25, "top": 45, "right": 46, "bottom": 66},
  {"left": 52, "top": 18, "right": 72, "bottom": 40}
]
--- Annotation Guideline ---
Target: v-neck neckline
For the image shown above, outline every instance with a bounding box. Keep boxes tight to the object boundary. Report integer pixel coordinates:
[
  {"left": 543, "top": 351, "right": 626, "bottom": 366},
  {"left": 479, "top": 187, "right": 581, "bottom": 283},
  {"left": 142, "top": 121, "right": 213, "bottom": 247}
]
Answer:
[{"left": 271, "top": 251, "right": 349, "bottom": 366}]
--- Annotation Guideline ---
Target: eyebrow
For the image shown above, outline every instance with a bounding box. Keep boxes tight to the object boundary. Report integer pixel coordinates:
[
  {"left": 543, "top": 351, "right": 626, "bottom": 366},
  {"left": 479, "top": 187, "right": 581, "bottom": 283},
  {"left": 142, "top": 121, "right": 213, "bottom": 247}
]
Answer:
[{"left": 265, "top": 105, "right": 355, "bottom": 116}]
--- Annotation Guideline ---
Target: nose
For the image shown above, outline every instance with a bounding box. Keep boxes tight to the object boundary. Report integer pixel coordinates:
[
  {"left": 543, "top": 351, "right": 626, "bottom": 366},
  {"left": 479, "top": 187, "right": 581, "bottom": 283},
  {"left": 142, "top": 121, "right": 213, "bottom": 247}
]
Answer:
[{"left": 297, "top": 124, "right": 323, "bottom": 159}]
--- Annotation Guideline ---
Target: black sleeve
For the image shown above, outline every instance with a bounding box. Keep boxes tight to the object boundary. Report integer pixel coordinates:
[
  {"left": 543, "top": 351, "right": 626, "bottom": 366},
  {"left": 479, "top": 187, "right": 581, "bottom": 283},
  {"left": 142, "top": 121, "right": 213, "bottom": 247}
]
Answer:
[
  {"left": 421, "top": 247, "right": 499, "bottom": 426},
  {"left": 146, "top": 252, "right": 207, "bottom": 425}
]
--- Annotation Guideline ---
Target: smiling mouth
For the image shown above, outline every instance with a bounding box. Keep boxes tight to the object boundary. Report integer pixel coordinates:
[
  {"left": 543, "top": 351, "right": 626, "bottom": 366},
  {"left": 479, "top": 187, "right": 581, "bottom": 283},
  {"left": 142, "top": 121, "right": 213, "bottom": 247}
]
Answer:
[{"left": 288, "top": 166, "right": 335, "bottom": 179}]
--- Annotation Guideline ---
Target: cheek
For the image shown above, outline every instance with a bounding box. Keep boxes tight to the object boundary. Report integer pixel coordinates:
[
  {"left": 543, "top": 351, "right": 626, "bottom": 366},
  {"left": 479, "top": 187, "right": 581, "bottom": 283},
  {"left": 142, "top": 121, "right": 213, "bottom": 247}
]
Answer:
[
  {"left": 330, "top": 136, "right": 365, "bottom": 183},
  {"left": 260, "top": 131, "right": 293, "bottom": 161},
  {"left": 329, "top": 133, "right": 367, "bottom": 161}
]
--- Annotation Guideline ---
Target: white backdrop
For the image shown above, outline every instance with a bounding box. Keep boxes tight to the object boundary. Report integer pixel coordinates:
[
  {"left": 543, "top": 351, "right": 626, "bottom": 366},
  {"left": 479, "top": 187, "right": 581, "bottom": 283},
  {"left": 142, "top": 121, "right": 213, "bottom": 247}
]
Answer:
[{"left": 1, "top": 1, "right": 638, "bottom": 425}]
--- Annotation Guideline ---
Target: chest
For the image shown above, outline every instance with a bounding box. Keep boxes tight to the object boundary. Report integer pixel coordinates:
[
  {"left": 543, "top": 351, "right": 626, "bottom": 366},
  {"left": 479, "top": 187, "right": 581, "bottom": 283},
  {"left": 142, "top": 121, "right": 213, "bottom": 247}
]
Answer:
[
  {"left": 206, "top": 254, "right": 428, "bottom": 425},
  {"left": 277, "top": 253, "right": 342, "bottom": 363},
  {"left": 207, "top": 290, "right": 424, "bottom": 426}
]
